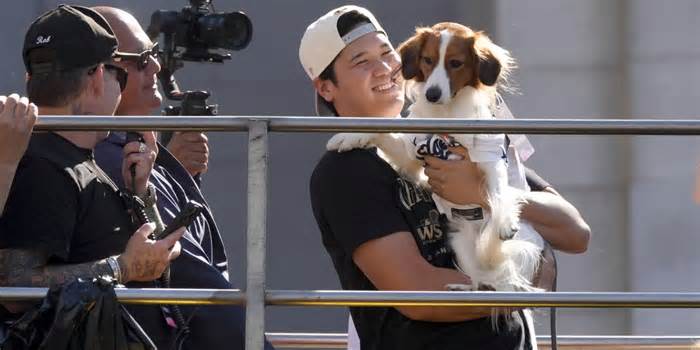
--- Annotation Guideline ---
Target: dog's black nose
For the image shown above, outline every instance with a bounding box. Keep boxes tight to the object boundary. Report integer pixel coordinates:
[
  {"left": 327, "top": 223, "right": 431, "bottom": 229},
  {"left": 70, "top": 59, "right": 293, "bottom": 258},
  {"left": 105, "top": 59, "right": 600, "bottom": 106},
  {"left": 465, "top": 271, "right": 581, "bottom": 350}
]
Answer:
[{"left": 425, "top": 86, "right": 442, "bottom": 103}]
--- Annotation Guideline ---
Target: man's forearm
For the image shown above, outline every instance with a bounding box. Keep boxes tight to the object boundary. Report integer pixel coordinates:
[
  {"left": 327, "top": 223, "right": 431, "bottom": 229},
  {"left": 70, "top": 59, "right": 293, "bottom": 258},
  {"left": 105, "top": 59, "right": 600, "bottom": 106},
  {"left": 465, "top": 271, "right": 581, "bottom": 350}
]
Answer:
[
  {"left": 0, "top": 164, "right": 18, "bottom": 214},
  {"left": 397, "top": 265, "right": 516, "bottom": 322},
  {"left": 520, "top": 189, "right": 590, "bottom": 253},
  {"left": 0, "top": 249, "right": 113, "bottom": 287}
]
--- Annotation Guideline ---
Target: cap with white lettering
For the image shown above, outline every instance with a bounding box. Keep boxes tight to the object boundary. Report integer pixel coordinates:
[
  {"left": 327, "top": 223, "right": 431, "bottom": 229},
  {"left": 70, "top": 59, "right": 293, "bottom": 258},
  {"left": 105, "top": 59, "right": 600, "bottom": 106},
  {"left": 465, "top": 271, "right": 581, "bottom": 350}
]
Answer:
[{"left": 22, "top": 5, "right": 129, "bottom": 75}]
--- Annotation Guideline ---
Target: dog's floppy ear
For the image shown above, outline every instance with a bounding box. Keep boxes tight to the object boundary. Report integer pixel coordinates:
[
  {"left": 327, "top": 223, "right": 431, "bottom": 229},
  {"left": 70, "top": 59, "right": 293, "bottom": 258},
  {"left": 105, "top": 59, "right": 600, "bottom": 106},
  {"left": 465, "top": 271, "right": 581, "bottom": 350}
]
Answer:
[
  {"left": 474, "top": 32, "right": 513, "bottom": 87},
  {"left": 478, "top": 54, "right": 501, "bottom": 86},
  {"left": 397, "top": 27, "right": 430, "bottom": 81}
]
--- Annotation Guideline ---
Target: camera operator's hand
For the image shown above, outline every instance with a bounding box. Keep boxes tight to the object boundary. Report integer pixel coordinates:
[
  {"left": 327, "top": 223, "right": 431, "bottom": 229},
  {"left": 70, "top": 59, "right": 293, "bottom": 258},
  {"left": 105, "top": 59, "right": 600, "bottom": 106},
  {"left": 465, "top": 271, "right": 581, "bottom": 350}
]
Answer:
[
  {"left": 117, "top": 223, "right": 185, "bottom": 282},
  {"left": 122, "top": 131, "right": 158, "bottom": 197},
  {"left": 0, "top": 94, "right": 37, "bottom": 168},
  {"left": 167, "top": 132, "right": 209, "bottom": 176}
]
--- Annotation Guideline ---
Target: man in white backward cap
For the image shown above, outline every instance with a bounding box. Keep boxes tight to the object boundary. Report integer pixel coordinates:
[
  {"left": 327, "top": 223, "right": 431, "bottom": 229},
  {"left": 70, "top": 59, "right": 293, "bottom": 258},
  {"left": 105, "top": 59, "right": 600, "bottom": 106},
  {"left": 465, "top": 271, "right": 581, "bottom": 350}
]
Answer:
[{"left": 302, "top": 5, "right": 590, "bottom": 350}]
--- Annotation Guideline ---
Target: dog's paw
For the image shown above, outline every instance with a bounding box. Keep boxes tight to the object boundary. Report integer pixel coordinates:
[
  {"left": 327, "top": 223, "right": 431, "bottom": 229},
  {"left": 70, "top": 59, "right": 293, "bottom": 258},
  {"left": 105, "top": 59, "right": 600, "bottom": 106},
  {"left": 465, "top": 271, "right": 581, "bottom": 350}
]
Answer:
[
  {"left": 445, "top": 283, "right": 475, "bottom": 291},
  {"left": 326, "top": 133, "right": 375, "bottom": 152}
]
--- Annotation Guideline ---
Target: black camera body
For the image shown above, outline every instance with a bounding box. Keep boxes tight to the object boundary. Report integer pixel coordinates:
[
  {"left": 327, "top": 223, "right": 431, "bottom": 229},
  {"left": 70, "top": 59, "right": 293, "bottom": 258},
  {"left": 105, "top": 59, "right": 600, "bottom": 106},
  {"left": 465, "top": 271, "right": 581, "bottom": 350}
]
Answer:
[
  {"left": 147, "top": 0, "right": 252, "bottom": 105},
  {"left": 148, "top": 0, "right": 252, "bottom": 65},
  {"left": 147, "top": 0, "right": 252, "bottom": 151}
]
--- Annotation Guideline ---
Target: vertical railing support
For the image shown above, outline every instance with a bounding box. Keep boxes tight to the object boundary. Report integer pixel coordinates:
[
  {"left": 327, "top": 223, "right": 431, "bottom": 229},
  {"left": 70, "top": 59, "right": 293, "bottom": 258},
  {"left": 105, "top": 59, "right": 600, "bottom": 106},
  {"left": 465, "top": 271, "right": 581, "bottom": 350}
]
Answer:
[{"left": 246, "top": 120, "right": 269, "bottom": 350}]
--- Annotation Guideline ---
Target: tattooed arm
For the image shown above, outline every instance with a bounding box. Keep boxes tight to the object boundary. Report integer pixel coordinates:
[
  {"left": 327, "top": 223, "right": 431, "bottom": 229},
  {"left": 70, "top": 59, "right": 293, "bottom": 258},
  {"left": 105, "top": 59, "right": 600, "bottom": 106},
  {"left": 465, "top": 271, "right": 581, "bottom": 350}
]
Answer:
[
  {"left": 0, "top": 248, "right": 113, "bottom": 287},
  {"left": 0, "top": 223, "right": 186, "bottom": 288}
]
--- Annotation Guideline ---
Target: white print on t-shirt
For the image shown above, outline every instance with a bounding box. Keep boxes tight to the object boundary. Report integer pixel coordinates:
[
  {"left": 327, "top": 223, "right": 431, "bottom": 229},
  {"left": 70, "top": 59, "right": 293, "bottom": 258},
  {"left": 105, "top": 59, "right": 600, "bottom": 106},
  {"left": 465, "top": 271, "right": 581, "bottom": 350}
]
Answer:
[
  {"left": 416, "top": 209, "right": 444, "bottom": 242},
  {"left": 396, "top": 177, "right": 432, "bottom": 209},
  {"left": 397, "top": 178, "right": 443, "bottom": 243}
]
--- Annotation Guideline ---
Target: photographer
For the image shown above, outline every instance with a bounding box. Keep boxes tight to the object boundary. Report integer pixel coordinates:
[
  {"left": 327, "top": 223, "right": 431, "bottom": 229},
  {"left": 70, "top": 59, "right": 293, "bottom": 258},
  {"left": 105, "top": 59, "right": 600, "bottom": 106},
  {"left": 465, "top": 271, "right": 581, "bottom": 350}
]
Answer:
[
  {"left": 0, "top": 94, "right": 36, "bottom": 213},
  {"left": 92, "top": 7, "right": 273, "bottom": 350},
  {"left": 0, "top": 3, "right": 184, "bottom": 320}
]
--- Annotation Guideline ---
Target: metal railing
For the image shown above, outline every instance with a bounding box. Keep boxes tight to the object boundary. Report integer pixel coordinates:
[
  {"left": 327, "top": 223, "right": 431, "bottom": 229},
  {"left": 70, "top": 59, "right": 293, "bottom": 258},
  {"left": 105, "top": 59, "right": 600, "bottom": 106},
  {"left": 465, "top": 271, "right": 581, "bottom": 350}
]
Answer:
[
  {"left": 265, "top": 333, "right": 700, "bottom": 349},
  {"left": 8, "top": 115, "right": 700, "bottom": 349}
]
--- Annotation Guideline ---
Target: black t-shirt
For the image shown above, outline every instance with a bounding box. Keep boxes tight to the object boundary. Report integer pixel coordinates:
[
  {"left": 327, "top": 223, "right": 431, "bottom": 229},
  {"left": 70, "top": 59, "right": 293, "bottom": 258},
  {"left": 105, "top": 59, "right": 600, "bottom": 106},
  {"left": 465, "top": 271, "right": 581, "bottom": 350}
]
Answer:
[
  {"left": 310, "top": 148, "right": 527, "bottom": 350},
  {"left": 0, "top": 132, "right": 134, "bottom": 263}
]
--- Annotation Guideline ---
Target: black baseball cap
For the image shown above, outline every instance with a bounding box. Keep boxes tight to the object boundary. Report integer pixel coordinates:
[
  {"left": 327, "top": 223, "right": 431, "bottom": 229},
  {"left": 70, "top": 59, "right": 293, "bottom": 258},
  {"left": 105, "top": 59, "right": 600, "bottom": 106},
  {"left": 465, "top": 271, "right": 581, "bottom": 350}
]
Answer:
[{"left": 23, "top": 4, "right": 128, "bottom": 75}]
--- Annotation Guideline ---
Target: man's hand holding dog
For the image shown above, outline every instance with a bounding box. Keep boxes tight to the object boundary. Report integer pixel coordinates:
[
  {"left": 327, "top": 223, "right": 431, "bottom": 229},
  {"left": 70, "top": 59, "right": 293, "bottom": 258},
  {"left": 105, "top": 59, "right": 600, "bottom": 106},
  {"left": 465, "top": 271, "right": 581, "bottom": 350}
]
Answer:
[{"left": 424, "top": 147, "right": 489, "bottom": 207}]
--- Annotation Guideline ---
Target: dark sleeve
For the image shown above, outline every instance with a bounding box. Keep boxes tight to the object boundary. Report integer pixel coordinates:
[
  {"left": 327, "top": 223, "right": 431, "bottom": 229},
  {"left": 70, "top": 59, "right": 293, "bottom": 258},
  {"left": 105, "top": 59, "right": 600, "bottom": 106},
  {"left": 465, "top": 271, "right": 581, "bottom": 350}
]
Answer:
[
  {"left": 310, "top": 152, "right": 411, "bottom": 255},
  {"left": 524, "top": 166, "right": 552, "bottom": 192},
  {"left": 0, "top": 157, "right": 78, "bottom": 260}
]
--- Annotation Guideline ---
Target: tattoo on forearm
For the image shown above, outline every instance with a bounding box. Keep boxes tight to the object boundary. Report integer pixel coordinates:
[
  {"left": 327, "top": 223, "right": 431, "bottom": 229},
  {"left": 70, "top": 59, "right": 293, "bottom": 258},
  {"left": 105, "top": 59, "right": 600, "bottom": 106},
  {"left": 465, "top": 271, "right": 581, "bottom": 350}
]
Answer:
[{"left": 0, "top": 249, "right": 113, "bottom": 287}]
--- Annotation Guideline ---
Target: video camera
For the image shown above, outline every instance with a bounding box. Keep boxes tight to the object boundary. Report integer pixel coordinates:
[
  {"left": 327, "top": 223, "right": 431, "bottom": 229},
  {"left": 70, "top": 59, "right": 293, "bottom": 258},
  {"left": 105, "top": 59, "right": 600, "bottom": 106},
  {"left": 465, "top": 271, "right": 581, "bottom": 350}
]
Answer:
[{"left": 146, "top": 0, "right": 252, "bottom": 115}]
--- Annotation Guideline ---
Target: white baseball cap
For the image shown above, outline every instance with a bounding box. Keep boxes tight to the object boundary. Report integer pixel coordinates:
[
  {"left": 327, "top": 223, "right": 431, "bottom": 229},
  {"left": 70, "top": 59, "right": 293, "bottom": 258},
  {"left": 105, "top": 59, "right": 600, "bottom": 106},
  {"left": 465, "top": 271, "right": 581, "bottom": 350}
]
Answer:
[{"left": 298, "top": 5, "right": 386, "bottom": 115}]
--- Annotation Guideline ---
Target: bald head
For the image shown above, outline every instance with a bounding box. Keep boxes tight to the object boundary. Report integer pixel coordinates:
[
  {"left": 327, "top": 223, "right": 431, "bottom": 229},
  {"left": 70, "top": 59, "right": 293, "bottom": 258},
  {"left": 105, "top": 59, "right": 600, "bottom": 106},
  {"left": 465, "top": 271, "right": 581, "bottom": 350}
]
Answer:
[
  {"left": 92, "top": 6, "right": 163, "bottom": 115},
  {"left": 93, "top": 6, "right": 151, "bottom": 53}
]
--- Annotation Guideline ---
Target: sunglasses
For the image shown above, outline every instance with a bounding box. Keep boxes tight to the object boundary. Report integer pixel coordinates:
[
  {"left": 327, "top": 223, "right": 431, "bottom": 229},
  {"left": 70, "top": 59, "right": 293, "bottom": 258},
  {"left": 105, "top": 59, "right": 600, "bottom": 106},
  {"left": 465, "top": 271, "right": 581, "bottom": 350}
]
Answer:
[
  {"left": 87, "top": 64, "right": 128, "bottom": 92},
  {"left": 103, "top": 64, "right": 129, "bottom": 91},
  {"left": 115, "top": 43, "right": 159, "bottom": 71}
]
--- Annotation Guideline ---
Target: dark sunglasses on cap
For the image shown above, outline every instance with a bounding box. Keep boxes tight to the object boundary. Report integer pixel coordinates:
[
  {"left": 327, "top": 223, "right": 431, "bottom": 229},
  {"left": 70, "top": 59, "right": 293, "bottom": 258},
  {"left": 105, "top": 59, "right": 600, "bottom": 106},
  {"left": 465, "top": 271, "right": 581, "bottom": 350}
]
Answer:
[
  {"left": 89, "top": 63, "right": 128, "bottom": 92},
  {"left": 114, "top": 43, "right": 159, "bottom": 71}
]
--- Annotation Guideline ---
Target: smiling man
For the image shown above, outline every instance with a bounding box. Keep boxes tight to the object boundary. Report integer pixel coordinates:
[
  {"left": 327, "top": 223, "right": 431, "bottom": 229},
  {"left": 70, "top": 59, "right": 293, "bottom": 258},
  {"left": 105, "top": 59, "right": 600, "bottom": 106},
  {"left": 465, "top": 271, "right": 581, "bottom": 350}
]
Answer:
[{"left": 302, "top": 5, "right": 590, "bottom": 350}]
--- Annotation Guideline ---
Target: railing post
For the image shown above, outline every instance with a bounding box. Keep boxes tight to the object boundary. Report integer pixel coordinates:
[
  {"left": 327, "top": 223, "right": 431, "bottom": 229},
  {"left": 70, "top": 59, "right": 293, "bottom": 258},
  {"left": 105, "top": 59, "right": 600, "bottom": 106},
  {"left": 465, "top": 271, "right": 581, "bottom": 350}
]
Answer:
[{"left": 246, "top": 120, "right": 269, "bottom": 350}]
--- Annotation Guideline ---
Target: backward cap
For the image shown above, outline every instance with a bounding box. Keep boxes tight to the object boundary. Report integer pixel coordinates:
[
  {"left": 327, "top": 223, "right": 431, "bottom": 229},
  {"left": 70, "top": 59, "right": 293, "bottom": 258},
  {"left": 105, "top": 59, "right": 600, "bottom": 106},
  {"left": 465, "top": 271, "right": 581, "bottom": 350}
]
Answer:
[
  {"left": 298, "top": 5, "right": 385, "bottom": 80},
  {"left": 23, "top": 5, "right": 127, "bottom": 74}
]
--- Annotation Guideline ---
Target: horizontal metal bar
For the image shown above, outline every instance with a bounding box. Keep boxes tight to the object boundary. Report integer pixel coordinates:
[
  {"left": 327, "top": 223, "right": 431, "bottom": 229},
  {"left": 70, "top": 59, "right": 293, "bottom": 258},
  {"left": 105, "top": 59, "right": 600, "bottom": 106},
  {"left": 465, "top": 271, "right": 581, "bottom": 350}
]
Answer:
[
  {"left": 266, "top": 290, "right": 700, "bottom": 308},
  {"left": 5, "top": 288, "right": 700, "bottom": 308},
  {"left": 269, "top": 117, "right": 700, "bottom": 135},
  {"left": 542, "top": 336, "right": 700, "bottom": 347},
  {"left": 265, "top": 333, "right": 700, "bottom": 349},
  {"left": 35, "top": 116, "right": 249, "bottom": 132},
  {"left": 266, "top": 333, "right": 347, "bottom": 349},
  {"left": 0, "top": 287, "right": 245, "bottom": 305},
  {"left": 33, "top": 116, "right": 700, "bottom": 135}
]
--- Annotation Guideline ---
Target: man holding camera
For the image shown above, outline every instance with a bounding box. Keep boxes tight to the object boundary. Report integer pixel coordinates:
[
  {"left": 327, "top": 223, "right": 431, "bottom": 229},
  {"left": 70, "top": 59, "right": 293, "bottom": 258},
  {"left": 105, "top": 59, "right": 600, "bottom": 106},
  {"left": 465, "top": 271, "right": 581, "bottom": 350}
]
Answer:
[
  {"left": 0, "top": 2, "right": 185, "bottom": 330},
  {"left": 91, "top": 7, "right": 272, "bottom": 350}
]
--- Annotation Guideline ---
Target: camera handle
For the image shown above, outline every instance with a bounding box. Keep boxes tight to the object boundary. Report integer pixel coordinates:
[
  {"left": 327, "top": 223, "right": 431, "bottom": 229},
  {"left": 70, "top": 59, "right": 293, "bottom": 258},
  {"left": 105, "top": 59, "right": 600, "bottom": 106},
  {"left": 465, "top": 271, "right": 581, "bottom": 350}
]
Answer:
[
  {"left": 157, "top": 65, "right": 216, "bottom": 184},
  {"left": 123, "top": 132, "right": 192, "bottom": 349}
]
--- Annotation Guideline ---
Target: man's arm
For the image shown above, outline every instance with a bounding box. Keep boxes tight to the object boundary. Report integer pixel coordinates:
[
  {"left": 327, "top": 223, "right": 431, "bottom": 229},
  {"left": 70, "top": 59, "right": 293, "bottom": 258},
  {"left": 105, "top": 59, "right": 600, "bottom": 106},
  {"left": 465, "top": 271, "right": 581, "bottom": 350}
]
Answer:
[
  {"left": 0, "top": 248, "right": 113, "bottom": 287},
  {"left": 521, "top": 187, "right": 590, "bottom": 253},
  {"left": 353, "top": 231, "right": 511, "bottom": 322},
  {"left": 0, "top": 223, "right": 186, "bottom": 288},
  {"left": 0, "top": 95, "right": 37, "bottom": 212}
]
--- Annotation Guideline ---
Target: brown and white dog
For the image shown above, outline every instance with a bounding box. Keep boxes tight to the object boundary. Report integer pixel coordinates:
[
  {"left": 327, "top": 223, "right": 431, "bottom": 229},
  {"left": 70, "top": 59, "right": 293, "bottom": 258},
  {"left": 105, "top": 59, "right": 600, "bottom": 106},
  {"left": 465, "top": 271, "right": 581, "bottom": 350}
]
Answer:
[{"left": 327, "top": 23, "right": 540, "bottom": 295}]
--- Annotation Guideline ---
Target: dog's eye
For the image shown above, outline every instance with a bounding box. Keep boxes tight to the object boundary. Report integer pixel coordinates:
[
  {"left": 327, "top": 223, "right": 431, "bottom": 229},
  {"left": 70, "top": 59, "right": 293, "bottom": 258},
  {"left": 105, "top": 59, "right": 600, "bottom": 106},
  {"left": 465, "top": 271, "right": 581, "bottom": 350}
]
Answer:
[
  {"left": 449, "top": 60, "right": 463, "bottom": 69},
  {"left": 422, "top": 56, "right": 433, "bottom": 65}
]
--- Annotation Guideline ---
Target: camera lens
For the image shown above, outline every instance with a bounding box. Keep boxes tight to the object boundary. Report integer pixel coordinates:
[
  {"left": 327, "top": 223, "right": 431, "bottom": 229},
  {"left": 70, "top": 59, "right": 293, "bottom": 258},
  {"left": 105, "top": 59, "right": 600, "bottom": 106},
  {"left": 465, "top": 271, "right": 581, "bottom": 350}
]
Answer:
[{"left": 198, "top": 11, "right": 252, "bottom": 51}]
